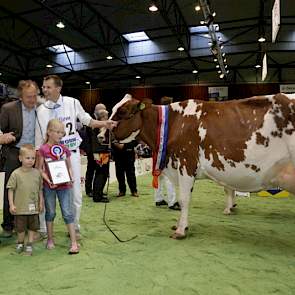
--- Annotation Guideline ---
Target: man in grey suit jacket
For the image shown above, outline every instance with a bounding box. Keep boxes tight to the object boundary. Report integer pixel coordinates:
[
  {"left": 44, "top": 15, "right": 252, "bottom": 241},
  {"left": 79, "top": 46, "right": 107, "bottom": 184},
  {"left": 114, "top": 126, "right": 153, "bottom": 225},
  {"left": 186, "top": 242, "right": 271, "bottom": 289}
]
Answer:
[{"left": 0, "top": 80, "right": 39, "bottom": 237}]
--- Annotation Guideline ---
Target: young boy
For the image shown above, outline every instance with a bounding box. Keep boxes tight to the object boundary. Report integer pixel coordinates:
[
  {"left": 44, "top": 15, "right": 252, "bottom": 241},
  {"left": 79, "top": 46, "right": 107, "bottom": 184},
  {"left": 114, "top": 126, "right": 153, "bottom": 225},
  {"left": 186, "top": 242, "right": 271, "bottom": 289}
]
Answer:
[{"left": 7, "top": 144, "right": 43, "bottom": 255}]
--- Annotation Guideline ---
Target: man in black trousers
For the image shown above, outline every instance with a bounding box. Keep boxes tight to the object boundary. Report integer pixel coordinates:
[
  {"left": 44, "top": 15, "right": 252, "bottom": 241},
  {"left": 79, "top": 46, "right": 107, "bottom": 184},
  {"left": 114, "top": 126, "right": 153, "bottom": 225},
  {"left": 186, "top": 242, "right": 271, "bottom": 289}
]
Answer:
[
  {"left": 113, "top": 140, "right": 139, "bottom": 198},
  {"left": 83, "top": 103, "right": 107, "bottom": 197}
]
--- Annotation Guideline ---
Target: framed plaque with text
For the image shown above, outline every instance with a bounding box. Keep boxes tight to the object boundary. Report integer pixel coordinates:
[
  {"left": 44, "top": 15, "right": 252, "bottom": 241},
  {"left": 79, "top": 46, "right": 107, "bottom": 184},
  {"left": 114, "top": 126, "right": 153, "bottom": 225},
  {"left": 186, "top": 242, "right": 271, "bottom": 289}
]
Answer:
[{"left": 47, "top": 159, "right": 71, "bottom": 185}]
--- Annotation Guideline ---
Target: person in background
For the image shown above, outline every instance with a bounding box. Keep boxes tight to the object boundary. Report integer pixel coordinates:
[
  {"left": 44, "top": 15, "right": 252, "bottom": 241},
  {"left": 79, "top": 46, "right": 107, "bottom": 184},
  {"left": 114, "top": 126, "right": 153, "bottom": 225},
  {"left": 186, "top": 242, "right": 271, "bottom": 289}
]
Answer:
[
  {"left": 83, "top": 103, "right": 107, "bottom": 198},
  {"left": 154, "top": 175, "right": 180, "bottom": 210},
  {"left": 37, "top": 119, "right": 79, "bottom": 254},
  {"left": 35, "top": 75, "right": 116, "bottom": 239},
  {"left": 154, "top": 96, "right": 180, "bottom": 210},
  {"left": 135, "top": 142, "right": 152, "bottom": 158},
  {"left": 91, "top": 109, "right": 111, "bottom": 203},
  {"left": 113, "top": 140, "right": 139, "bottom": 198},
  {"left": 0, "top": 80, "right": 39, "bottom": 238},
  {"left": 7, "top": 144, "right": 43, "bottom": 255}
]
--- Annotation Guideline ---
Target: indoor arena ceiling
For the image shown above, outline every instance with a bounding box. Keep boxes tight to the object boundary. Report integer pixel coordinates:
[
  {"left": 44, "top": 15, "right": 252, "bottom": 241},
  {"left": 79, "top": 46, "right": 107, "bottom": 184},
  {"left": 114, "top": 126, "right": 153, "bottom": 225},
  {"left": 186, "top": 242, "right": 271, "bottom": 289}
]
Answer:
[{"left": 0, "top": 0, "right": 294, "bottom": 89}]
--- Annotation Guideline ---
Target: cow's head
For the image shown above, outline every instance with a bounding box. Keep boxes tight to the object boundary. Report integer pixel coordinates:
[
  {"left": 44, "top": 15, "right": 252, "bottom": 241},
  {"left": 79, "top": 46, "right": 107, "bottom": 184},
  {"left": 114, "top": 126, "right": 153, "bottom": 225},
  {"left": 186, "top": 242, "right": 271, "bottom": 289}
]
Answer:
[{"left": 110, "top": 94, "right": 152, "bottom": 143}]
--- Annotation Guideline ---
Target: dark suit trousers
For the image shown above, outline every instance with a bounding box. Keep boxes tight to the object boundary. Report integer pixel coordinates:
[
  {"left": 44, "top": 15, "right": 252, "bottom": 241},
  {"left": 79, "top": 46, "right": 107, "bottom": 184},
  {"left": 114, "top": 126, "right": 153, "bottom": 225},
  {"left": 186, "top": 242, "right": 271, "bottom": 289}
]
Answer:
[
  {"left": 85, "top": 153, "right": 95, "bottom": 195},
  {"left": 93, "top": 163, "right": 109, "bottom": 199},
  {"left": 2, "top": 147, "right": 21, "bottom": 231},
  {"left": 114, "top": 152, "right": 137, "bottom": 194}
]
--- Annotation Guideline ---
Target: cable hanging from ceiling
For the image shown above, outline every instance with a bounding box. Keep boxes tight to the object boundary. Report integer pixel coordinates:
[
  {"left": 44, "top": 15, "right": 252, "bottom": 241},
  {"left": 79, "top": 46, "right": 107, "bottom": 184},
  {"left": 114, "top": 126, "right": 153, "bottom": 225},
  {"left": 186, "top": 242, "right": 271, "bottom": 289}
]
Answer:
[{"left": 198, "top": 0, "right": 228, "bottom": 79}]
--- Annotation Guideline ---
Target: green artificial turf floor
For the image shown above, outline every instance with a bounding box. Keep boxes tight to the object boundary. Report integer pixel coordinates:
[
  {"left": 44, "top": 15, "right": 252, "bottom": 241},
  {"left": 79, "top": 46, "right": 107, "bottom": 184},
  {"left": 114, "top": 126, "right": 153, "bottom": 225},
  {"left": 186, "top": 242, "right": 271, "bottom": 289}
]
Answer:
[{"left": 1, "top": 174, "right": 295, "bottom": 295}]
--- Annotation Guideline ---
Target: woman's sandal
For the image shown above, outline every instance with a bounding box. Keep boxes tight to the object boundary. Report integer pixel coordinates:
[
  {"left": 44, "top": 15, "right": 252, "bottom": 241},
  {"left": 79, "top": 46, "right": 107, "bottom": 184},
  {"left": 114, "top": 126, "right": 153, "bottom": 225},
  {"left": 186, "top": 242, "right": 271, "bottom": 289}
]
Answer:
[{"left": 68, "top": 244, "right": 80, "bottom": 255}]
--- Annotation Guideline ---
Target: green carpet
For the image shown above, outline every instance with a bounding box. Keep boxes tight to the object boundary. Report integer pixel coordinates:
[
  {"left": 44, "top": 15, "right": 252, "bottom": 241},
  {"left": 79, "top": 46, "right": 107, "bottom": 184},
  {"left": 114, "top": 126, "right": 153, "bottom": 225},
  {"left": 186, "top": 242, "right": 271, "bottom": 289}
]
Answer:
[{"left": 1, "top": 174, "right": 295, "bottom": 295}]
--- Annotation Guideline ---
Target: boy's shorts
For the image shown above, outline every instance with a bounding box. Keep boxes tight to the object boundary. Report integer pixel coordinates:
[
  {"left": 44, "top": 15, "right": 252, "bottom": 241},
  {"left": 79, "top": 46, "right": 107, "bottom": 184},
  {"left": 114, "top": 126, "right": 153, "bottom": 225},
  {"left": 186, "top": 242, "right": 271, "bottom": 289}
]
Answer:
[{"left": 15, "top": 214, "right": 40, "bottom": 233}]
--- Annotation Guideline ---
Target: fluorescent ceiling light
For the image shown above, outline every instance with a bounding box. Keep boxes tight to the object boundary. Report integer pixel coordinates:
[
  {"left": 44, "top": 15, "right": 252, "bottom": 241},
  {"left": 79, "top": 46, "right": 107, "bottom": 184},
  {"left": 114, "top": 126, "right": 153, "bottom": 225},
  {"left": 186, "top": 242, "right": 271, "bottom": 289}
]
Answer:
[
  {"left": 149, "top": 4, "right": 158, "bottom": 12},
  {"left": 258, "top": 37, "right": 266, "bottom": 42},
  {"left": 135, "top": 75, "right": 141, "bottom": 79},
  {"left": 123, "top": 31, "right": 150, "bottom": 42},
  {"left": 106, "top": 55, "right": 113, "bottom": 60},
  {"left": 190, "top": 24, "right": 219, "bottom": 33},
  {"left": 47, "top": 44, "right": 73, "bottom": 53},
  {"left": 46, "top": 64, "right": 53, "bottom": 68},
  {"left": 178, "top": 46, "right": 185, "bottom": 51},
  {"left": 85, "top": 81, "right": 91, "bottom": 84},
  {"left": 192, "top": 70, "right": 198, "bottom": 74},
  {"left": 56, "top": 21, "right": 65, "bottom": 29}
]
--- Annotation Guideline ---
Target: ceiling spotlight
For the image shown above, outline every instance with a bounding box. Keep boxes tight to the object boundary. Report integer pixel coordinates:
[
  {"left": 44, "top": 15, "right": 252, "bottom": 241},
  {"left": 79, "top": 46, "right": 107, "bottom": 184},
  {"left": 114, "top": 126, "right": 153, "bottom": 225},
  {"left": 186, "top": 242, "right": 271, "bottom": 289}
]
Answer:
[
  {"left": 212, "top": 12, "right": 216, "bottom": 17},
  {"left": 192, "top": 70, "right": 198, "bottom": 74},
  {"left": 222, "top": 53, "right": 226, "bottom": 57},
  {"left": 195, "top": 5, "right": 201, "bottom": 11},
  {"left": 220, "top": 45, "right": 224, "bottom": 49},
  {"left": 0, "top": 73, "right": 2, "bottom": 76},
  {"left": 46, "top": 64, "right": 53, "bottom": 68},
  {"left": 218, "top": 70, "right": 221, "bottom": 73},
  {"left": 106, "top": 55, "right": 113, "bottom": 60},
  {"left": 177, "top": 46, "right": 185, "bottom": 51},
  {"left": 258, "top": 36, "right": 266, "bottom": 42},
  {"left": 200, "top": 20, "right": 205, "bottom": 25},
  {"left": 219, "top": 73, "right": 225, "bottom": 79},
  {"left": 214, "top": 58, "right": 218, "bottom": 62},
  {"left": 149, "top": 4, "right": 158, "bottom": 12},
  {"left": 216, "top": 65, "right": 220, "bottom": 68},
  {"left": 226, "top": 70, "right": 229, "bottom": 73},
  {"left": 136, "top": 75, "right": 141, "bottom": 79},
  {"left": 255, "top": 64, "right": 261, "bottom": 68},
  {"left": 223, "top": 58, "right": 227, "bottom": 62},
  {"left": 56, "top": 21, "right": 65, "bottom": 29},
  {"left": 85, "top": 81, "right": 91, "bottom": 84}
]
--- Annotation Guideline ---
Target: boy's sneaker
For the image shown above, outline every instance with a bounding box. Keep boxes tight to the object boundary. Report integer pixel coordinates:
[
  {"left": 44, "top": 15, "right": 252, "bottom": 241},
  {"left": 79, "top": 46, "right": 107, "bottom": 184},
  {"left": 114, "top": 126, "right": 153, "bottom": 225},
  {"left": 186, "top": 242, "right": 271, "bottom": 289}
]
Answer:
[
  {"left": 46, "top": 239, "right": 55, "bottom": 250},
  {"left": 15, "top": 243, "right": 24, "bottom": 254},
  {"left": 24, "top": 245, "right": 33, "bottom": 256}
]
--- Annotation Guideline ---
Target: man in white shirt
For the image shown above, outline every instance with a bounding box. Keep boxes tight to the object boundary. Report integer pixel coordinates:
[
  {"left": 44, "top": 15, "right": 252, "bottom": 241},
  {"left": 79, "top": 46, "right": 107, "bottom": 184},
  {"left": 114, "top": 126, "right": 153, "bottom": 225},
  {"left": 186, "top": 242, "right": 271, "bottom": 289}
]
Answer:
[{"left": 35, "top": 75, "right": 116, "bottom": 237}]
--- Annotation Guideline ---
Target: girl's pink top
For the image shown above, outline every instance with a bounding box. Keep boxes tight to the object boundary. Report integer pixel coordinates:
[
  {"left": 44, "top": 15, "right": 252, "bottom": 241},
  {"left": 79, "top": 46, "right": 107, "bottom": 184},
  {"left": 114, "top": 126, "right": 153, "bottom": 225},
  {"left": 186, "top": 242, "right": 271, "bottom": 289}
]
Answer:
[{"left": 38, "top": 143, "right": 72, "bottom": 189}]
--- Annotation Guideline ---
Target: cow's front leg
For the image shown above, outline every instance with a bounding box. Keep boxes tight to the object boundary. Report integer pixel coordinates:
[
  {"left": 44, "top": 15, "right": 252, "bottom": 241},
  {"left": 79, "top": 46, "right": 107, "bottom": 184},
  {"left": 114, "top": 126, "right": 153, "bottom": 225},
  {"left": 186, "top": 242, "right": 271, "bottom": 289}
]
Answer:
[
  {"left": 223, "top": 187, "right": 236, "bottom": 215},
  {"left": 170, "top": 175, "right": 194, "bottom": 239}
]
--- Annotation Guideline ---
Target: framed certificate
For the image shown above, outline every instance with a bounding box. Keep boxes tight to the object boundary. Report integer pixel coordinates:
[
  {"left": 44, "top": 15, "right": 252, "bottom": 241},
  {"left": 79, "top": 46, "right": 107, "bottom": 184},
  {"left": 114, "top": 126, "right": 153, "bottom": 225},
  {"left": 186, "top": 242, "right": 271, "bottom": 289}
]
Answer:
[{"left": 47, "top": 159, "right": 71, "bottom": 185}]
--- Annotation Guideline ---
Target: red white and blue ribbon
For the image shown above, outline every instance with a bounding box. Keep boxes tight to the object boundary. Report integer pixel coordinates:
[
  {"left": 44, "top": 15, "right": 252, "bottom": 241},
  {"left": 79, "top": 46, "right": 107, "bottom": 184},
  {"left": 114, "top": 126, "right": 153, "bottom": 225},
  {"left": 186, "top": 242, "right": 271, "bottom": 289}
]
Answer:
[
  {"left": 50, "top": 144, "right": 64, "bottom": 160},
  {"left": 152, "top": 105, "right": 169, "bottom": 188}
]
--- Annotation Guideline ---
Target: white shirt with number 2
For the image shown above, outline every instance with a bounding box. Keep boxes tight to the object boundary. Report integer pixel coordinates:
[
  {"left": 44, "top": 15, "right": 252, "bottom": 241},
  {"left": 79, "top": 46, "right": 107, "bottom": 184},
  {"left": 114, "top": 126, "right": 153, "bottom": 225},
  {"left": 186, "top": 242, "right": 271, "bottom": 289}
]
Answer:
[{"left": 35, "top": 95, "right": 92, "bottom": 150}]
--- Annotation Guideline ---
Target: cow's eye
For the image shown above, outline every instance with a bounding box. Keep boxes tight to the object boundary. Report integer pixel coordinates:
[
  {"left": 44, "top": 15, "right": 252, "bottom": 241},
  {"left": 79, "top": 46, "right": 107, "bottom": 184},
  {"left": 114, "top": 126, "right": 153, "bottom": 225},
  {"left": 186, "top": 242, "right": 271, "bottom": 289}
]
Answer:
[{"left": 117, "top": 108, "right": 129, "bottom": 119}]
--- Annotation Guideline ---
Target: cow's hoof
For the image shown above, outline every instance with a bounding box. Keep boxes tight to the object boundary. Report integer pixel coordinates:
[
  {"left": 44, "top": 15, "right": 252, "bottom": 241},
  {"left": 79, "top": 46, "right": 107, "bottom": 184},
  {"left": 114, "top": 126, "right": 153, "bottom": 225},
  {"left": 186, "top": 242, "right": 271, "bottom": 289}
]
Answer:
[
  {"left": 171, "top": 225, "right": 188, "bottom": 231},
  {"left": 170, "top": 232, "right": 187, "bottom": 239},
  {"left": 223, "top": 208, "right": 232, "bottom": 215}
]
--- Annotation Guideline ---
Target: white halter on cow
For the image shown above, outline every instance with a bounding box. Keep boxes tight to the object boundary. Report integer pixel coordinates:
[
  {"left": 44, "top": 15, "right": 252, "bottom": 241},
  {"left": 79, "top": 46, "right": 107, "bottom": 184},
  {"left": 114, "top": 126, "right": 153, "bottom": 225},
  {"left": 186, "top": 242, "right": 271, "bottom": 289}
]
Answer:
[{"left": 109, "top": 93, "right": 295, "bottom": 239}]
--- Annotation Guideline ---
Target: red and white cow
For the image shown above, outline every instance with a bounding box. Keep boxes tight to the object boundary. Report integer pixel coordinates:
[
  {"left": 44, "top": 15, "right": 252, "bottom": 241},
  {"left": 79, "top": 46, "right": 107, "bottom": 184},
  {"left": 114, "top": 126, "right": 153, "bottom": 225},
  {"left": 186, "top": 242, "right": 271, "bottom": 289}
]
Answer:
[{"left": 109, "top": 93, "right": 295, "bottom": 239}]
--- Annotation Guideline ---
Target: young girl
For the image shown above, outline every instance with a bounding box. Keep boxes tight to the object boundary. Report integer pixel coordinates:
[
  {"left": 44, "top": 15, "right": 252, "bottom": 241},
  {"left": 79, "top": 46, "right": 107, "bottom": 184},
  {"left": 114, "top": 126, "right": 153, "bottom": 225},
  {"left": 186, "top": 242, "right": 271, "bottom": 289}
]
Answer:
[{"left": 37, "top": 119, "right": 79, "bottom": 254}]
